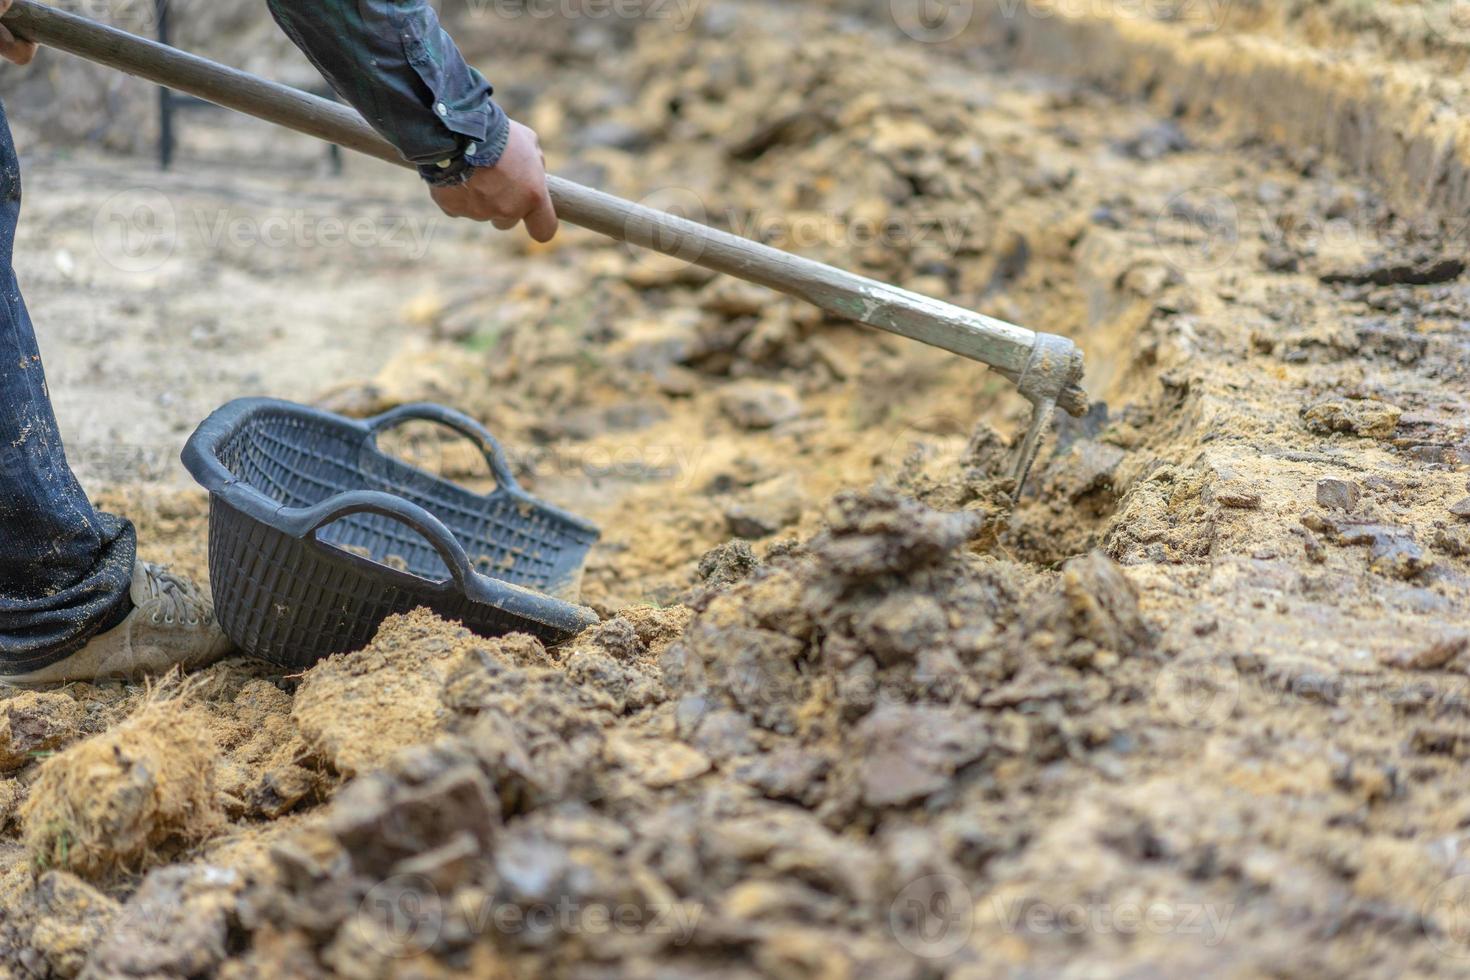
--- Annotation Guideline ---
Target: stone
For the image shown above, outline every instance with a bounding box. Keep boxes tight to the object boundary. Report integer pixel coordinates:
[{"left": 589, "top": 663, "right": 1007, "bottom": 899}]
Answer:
[
  {"left": 1301, "top": 398, "right": 1403, "bottom": 439},
  {"left": 91, "top": 866, "right": 238, "bottom": 978},
  {"left": 719, "top": 380, "right": 803, "bottom": 430},
  {"left": 725, "top": 475, "right": 805, "bottom": 539},
  {"left": 1213, "top": 481, "right": 1263, "bottom": 510},
  {"left": 606, "top": 734, "right": 712, "bottom": 788},
  {"left": 1263, "top": 246, "right": 1299, "bottom": 273},
  {"left": 1316, "top": 478, "right": 1360, "bottom": 512},
  {"left": 852, "top": 705, "right": 988, "bottom": 807},
  {"left": 0, "top": 693, "right": 83, "bottom": 773},
  {"left": 1378, "top": 634, "right": 1469, "bottom": 671}
]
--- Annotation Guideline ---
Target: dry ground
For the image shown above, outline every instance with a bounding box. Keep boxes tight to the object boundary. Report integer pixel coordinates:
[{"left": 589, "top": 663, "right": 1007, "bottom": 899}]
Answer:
[{"left": 2, "top": 2, "right": 1470, "bottom": 977}]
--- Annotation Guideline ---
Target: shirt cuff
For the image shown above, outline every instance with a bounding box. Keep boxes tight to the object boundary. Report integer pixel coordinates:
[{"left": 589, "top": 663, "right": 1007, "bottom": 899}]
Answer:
[{"left": 416, "top": 102, "right": 512, "bottom": 187}]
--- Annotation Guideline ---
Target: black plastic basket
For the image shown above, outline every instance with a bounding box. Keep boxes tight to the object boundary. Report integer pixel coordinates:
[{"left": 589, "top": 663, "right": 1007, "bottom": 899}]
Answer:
[{"left": 182, "top": 398, "right": 600, "bottom": 669}]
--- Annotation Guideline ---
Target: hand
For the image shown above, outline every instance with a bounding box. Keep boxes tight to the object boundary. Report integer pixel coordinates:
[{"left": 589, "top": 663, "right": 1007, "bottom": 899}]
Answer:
[
  {"left": 0, "top": 0, "right": 37, "bottom": 66},
  {"left": 430, "top": 120, "right": 558, "bottom": 243}
]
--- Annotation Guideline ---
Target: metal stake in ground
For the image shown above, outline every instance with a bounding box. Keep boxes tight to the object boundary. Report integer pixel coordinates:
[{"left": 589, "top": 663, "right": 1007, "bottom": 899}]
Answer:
[{"left": 2, "top": 0, "right": 1090, "bottom": 494}]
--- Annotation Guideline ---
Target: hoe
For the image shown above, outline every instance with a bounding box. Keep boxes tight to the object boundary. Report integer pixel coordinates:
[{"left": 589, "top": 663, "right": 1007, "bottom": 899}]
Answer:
[{"left": 2, "top": 0, "right": 1089, "bottom": 493}]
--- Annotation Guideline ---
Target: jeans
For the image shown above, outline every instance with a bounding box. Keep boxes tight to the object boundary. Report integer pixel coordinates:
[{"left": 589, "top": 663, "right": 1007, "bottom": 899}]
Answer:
[{"left": 0, "top": 98, "right": 135, "bottom": 672}]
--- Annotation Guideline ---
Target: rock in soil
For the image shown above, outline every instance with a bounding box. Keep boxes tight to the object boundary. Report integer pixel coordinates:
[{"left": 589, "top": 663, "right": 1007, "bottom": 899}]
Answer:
[
  {"left": 0, "top": 693, "right": 83, "bottom": 773},
  {"left": 718, "top": 379, "right": 803, "bottom": 430}
]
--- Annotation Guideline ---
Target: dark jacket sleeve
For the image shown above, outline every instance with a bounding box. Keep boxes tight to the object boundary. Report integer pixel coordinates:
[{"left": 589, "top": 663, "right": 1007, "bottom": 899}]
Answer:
[{"left": 266, "top": 0, "right": 510, "bottom": 181}]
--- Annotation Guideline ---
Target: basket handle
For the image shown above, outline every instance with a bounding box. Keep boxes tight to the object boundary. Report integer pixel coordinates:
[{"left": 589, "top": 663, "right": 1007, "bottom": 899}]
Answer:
[
  {"left": 285, "top": 490, "right": 474, "bottom": 591},
  {"left": 366, "top": 403, "right": 520, "bottom": 491}
]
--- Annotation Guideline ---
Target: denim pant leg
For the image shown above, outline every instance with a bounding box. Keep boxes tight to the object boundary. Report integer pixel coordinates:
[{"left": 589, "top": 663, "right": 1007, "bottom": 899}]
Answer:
[{"left": 0, "top": 99, "right": 136, "bottom": 671}]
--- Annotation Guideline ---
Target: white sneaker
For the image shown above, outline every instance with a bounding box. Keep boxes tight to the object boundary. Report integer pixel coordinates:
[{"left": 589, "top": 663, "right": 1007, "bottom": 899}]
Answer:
[{"left": 1, "top": 562, "right": 234, "bottom": 686}]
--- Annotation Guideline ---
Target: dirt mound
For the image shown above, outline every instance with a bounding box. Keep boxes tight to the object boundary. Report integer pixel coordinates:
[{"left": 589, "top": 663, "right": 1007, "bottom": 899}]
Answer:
[
  {"left": 293, "top": 609, "right": 469, "bottom": 778},
  {"left": 20, "top": 692, "right": 223, "bottom": 881}
]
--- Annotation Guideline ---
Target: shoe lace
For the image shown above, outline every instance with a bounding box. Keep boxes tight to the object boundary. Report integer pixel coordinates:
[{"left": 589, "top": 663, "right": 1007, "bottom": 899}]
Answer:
[{"left": 140, "top": 563, "right": 212, "bottom": 627}]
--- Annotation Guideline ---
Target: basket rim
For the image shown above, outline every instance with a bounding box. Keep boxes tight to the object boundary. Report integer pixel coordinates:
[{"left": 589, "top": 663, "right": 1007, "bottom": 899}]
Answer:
[
  {"left": 182, "top": 396, "right": 600, "bottom": 538},
  {"left": 181, "top": 397, "right": 601, "bottom": 638}
]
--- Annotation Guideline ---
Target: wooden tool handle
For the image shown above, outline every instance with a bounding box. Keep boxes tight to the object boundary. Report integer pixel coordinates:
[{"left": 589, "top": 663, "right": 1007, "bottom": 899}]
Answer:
[{"left": 2, "top": 0, "right": 1085, "bottom": 413}]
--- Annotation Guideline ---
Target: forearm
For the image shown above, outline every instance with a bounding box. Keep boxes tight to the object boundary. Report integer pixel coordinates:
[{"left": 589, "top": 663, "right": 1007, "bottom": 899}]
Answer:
[{"left": 266, "top": 0, "right": 510, "bottom": 180}]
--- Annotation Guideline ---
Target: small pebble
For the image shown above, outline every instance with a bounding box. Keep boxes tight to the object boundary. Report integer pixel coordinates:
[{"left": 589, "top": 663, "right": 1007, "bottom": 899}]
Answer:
[
  {"left": 1316, "top": 478, "right": 1360, "bottom": 512},
  {"left": 1262, "top": 246, "right": 1298, "bottom": 273},
  {"left": 1215, "top": 484, "right": 1262, "bottom": 509}
]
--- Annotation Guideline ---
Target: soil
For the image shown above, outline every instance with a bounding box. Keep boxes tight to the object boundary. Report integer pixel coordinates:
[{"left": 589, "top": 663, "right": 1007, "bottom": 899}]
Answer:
[{"left": 3, "top": 2, "right": 1470, "bottom": 977}]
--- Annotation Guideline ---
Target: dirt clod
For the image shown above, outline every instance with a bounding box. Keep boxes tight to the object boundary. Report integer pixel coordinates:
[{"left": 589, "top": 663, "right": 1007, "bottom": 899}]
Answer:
[
  {"left": 0, "top": 693, "right": 83, "bottom": 773},
  {"left": 20, "top": 696, "right": 222, "bottom": 881},
  {"left": 1301, "top": 397, "right": 1403, "bottom": 439},
  {"left": 89, "top": 864, "right": 239, "bottom": 977},
  {"left": 1316, "top": 478, "right": 1361, "bottom": 511},
  {"left": 718, "top": 379, "right": 803, "bottom": 430}
]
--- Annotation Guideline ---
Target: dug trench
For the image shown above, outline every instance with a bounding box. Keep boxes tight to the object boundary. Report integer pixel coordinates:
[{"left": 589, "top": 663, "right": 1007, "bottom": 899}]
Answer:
[{"left": 2, "top": 2, "right": 1470, "bottom": 977}]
